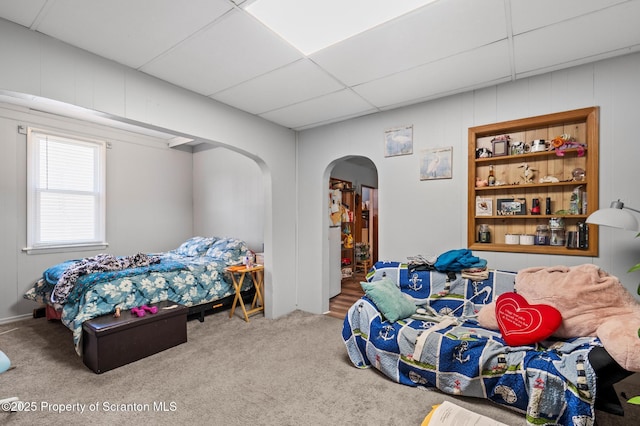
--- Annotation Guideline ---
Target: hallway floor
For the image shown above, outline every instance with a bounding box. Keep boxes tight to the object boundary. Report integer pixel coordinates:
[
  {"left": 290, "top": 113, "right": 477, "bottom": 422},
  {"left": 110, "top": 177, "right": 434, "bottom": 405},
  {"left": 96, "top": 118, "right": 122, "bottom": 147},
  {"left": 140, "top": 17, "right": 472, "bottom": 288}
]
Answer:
[{"left": 326, "top": 272, "right": 365, "bottom": 320}]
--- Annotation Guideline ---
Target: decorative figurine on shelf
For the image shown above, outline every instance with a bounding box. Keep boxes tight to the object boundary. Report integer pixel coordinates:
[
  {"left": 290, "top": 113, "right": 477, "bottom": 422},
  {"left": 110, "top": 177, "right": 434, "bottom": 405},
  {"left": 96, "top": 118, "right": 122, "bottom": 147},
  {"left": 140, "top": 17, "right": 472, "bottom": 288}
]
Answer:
[
  {"left": 551, "top": 133, "right": 586, "bottom": 157},
  {"left": 510, "top": 141, "right": 529, "bottom": 155},
  {"left": 539, "top": 175, "right": 560, "bottom": 183},
  {"left": 518, "top": 162, "right": 536, "bottom": 184},
  {"left": 475, "top": 147, "right": 493, "bottom": 158},
  {"left": 343, "top": 233, "right": 354, "bottom": 249},
  {"left": 475, "top": 177, "right": 488, "bottom": 187}
]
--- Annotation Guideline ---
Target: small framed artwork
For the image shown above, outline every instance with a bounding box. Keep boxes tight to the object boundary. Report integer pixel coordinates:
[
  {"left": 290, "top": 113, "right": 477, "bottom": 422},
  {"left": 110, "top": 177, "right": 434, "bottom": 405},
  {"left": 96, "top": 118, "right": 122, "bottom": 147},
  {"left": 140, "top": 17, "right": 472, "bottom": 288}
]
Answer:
[
  {"left": 492, "top": 138, "right": 508, "bottom": 157},
  {"left": 497, "top": 198, "right": 527, "bottom": 215},
  {"left": 420, "top": 146, "right": 453, "bottom": 180},
  {"left": 475, "top": 197, "right": 493, "bottom": 216},
  {"left": 384, "top": 125, "right": 413, "bottom": 157}
]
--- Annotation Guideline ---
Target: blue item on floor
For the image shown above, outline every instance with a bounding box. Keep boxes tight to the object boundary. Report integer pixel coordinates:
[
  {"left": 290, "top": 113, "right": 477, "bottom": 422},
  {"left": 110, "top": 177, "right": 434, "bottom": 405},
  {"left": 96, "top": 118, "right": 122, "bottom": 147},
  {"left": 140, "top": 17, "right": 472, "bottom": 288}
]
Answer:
[{"left": 0, "top": 350, "right": 10, "bottom": 373}]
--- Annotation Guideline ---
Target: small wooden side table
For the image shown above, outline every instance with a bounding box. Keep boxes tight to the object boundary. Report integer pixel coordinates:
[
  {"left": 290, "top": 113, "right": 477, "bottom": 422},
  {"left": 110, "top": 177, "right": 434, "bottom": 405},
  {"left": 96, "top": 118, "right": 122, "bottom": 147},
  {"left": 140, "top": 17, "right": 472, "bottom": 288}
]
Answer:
[{"left": 226, "top": 264, "right": 264, "bottom": 322}]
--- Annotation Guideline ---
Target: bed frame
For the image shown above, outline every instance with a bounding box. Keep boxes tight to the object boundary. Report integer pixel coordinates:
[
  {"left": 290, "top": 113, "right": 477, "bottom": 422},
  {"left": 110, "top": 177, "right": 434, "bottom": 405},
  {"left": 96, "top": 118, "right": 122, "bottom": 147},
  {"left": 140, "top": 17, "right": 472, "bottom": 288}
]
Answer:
[
  {"left": 33, "top": 287, "right": 257, "bottom": 324},
  {"left": 187, "top": 288, "right": 256, "bottom": 322}
]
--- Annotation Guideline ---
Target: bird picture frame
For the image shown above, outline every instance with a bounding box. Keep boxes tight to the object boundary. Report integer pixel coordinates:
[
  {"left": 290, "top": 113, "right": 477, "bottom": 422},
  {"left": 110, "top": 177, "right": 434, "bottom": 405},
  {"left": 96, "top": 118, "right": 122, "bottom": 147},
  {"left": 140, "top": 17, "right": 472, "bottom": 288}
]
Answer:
[
  {"left": 384, "top": 125, "right": 413, "bottom": 157},
  {"left": 420, "top": 146, "right": 453, "bottom": 180}
]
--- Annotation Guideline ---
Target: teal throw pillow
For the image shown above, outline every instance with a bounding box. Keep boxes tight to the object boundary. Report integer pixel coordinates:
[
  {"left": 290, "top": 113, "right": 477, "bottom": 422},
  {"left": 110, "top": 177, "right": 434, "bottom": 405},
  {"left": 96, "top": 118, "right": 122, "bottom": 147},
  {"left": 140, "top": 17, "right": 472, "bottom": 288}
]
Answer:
[{"left": 361, "top": 278, "right": 416, "bottom": 323}]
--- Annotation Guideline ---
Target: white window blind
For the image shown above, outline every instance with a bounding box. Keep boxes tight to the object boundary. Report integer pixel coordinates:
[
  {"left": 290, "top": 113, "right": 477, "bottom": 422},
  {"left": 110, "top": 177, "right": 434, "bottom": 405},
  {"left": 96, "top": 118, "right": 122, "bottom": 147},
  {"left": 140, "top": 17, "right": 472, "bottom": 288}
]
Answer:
[{"left": 27, "top": 128, "right": 106, "bottom": 251}]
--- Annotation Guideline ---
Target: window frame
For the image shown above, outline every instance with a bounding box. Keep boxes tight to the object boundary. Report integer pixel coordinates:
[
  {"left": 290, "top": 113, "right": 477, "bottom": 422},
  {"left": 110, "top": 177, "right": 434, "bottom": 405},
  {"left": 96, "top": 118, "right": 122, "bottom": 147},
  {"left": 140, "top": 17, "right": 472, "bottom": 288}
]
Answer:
[{"left": 25, "top": 127, "right": 107, "bottom": 254}]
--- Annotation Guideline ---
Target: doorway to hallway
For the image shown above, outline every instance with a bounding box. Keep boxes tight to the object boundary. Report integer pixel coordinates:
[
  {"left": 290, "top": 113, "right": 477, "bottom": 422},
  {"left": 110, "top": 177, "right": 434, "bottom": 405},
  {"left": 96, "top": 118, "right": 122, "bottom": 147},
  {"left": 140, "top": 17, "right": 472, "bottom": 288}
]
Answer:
[{"left": 326, "top": 156, "right": 377, "bottom": 319}]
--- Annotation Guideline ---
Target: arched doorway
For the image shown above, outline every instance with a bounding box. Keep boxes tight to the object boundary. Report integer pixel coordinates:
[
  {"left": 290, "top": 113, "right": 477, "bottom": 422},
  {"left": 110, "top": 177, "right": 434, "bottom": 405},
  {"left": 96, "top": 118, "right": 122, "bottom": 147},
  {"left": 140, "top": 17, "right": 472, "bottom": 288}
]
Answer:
[{"left": 326, "top": 156, "right": 378, "bottom": 318}]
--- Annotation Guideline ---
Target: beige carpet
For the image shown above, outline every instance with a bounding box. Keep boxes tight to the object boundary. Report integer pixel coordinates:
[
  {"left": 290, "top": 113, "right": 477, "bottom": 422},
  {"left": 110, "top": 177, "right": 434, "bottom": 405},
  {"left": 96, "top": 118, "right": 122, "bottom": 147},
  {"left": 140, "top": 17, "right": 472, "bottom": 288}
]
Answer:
[{"left": 0, "top": 309, "right": 638, "bottom": 425}]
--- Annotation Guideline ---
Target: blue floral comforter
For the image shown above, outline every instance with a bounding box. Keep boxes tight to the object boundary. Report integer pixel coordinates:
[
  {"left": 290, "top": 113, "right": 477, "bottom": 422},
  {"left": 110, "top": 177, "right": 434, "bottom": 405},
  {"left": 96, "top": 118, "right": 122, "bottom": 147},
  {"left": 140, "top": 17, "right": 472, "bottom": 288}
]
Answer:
[{"left": 24, "top": 237, "right": 252, "bottom": 355}]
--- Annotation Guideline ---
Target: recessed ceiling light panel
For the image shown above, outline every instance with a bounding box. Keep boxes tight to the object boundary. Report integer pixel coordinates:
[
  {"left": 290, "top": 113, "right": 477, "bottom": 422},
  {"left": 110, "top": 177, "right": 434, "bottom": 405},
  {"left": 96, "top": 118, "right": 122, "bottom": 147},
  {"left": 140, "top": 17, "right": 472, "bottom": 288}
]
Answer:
[{"left": 246, "top": 0, "right": 437, "bottom": 55}]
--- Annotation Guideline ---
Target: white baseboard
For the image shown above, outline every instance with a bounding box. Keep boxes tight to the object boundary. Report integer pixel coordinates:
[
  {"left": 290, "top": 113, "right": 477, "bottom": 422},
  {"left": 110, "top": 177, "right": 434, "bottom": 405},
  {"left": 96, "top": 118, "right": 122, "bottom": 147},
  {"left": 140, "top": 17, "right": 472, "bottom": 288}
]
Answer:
[{"left": 0, "top": 313, "right": 33, "bottom": 325}]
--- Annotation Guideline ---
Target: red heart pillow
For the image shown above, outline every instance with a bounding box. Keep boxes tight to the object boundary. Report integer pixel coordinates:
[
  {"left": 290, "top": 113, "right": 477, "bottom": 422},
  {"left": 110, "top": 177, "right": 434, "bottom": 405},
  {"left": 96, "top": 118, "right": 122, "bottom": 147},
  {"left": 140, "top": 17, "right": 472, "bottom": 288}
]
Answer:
[{"left": 495, "top": 292, "right": 562, "bottom": 346}]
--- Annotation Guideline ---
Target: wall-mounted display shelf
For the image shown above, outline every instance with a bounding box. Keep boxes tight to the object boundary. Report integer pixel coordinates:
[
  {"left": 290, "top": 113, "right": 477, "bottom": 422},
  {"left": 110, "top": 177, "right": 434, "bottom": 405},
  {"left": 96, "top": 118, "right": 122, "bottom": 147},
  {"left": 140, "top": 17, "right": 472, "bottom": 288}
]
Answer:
[{"left": 467, "top": 107, "right": 599, "bottom": 256}]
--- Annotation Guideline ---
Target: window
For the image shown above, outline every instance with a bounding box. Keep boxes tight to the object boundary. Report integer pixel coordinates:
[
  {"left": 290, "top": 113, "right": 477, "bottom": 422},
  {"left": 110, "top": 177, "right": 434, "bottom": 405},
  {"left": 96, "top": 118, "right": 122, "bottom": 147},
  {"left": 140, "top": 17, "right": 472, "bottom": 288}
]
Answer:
[{"left": 26, "top": 128, "right": 106, "bottom": 252}]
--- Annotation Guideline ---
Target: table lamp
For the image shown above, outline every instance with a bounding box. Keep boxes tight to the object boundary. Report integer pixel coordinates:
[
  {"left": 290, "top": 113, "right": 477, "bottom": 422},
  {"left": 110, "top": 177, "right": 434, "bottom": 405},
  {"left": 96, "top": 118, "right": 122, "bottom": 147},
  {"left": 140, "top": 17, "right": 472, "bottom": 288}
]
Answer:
[{"left": 586, "top": 200, "right": 640, "bottom": 232}]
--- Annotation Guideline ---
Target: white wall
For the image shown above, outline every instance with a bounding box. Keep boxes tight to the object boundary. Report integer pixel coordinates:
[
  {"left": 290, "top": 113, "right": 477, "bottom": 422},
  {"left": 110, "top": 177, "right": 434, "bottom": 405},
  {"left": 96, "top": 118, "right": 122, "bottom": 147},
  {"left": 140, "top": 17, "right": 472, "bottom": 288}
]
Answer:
[
  {"left": 193, "top": 145, "right": 264, "bottom": 253},
  {"left": 297, "top": 52, "right": 640, "bottom": 314},
  {"left": 0, "top": 19, "right": 297, "bottom": 322}
]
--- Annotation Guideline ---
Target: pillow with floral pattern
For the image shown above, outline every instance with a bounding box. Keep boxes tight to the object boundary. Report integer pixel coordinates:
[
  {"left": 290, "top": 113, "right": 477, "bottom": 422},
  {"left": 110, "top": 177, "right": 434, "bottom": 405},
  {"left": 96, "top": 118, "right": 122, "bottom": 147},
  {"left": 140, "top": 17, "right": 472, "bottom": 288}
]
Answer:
[{"left": 174, "top": 236, "right": 217, "bottom": 256}]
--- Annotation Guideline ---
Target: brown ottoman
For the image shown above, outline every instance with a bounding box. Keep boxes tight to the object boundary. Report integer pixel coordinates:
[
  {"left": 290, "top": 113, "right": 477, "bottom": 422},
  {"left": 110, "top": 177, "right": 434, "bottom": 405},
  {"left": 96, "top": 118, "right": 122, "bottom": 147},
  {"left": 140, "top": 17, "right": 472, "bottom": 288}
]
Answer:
[{"left": 82, "top": 301, "right": 187, "bottom": 374}]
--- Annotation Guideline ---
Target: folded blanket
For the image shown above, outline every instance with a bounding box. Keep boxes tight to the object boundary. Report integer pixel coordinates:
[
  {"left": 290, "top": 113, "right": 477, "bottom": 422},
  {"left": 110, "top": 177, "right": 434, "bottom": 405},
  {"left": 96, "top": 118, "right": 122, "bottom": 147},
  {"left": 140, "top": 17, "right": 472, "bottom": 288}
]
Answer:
[
  {"left": 51, "top": 253, "right": 160, "bottom": 304},
  {"left": 434, "top": 249, "right": 487, "bottom": 272},
  {"left": 461, "top": 266, "right": 489, "bottom": 281},
  {"left": 407, "top": 254, "right": 437, "bottom": 274}
]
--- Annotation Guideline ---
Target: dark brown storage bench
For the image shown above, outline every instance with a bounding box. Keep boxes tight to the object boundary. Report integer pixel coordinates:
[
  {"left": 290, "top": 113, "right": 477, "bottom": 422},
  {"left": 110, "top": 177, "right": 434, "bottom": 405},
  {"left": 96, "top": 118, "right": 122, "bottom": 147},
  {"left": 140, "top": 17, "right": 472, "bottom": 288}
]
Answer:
[{"left": 82, "top": 300, "right": 187, "bottom": 374}]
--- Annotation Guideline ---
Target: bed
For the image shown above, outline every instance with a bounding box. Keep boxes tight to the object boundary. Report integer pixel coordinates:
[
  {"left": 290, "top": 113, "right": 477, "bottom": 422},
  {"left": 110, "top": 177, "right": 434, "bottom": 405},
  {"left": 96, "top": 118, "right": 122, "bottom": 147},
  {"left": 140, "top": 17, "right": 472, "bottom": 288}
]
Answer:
[
  {"left": 24, "top": 236, "right": 255, "bottom": 355},
  {"left": 342, "top": 260, "right": 632, "bottom": 425}
]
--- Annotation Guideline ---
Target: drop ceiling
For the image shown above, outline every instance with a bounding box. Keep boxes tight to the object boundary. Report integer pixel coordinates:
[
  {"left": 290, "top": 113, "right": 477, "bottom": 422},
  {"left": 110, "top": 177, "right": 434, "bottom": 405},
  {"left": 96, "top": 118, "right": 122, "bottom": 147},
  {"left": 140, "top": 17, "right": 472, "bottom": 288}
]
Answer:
[{"left": 0, "top": 0, "right": 639, "bottom": 131}]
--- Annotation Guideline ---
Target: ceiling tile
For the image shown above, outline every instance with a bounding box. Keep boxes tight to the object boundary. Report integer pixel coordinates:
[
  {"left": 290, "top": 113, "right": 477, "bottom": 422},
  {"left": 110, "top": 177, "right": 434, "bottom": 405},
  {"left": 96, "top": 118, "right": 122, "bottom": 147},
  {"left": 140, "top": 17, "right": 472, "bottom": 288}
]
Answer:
[
  {"left": 310, "top": 0, "right": 506, "bottom": 86},
  {"left": 141, "top": 9, "right": 302, "bottom": 96},
  {"left": 259, "top": 89, "right": 377, "bottom": 129},
  {"left": 510, "top": 0, "right": 629, "bottom": 35},
  {"left": 353, "top": 41, "right": 512, "bottom": 109},
  {"left": 0, "top": 1, "right": 638, "bottom": 131},
  {"left": 35, "top": 0, "right": 234, "bottom": 68},
  {"left": 513, "top": 0, "right": 640, "bottom": 75},
  {"left": 211, "top": 59, "right": 345, "bottom": 114},
  {"left": 0, "top": 0, "right": 47, "bottom": 27}
]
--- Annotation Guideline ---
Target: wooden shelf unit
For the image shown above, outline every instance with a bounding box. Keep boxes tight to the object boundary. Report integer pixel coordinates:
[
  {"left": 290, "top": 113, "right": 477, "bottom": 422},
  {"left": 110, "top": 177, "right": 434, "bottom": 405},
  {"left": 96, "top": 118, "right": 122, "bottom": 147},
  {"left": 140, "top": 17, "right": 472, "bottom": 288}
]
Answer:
[
  {"left": 468, "top": 107, "right": 599, "bottom": 256},
  {"left": 331, "top": 178, "right": 358, "bottom": 279}
]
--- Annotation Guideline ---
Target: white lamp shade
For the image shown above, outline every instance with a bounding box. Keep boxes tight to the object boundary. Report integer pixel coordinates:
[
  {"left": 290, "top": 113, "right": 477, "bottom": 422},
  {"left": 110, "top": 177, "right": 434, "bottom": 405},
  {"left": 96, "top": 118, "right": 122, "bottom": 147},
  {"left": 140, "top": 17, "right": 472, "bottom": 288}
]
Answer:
[{"left": 586, "top": 207, "right": 640, "bottom": 231}]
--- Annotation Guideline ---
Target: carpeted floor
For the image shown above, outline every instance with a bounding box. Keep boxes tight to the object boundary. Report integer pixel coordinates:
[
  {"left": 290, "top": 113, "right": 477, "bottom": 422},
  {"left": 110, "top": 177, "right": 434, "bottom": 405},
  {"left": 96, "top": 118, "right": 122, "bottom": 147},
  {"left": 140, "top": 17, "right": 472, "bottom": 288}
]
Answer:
[{"left": 1, "top": 309, "right": 639, "bottom": 425}]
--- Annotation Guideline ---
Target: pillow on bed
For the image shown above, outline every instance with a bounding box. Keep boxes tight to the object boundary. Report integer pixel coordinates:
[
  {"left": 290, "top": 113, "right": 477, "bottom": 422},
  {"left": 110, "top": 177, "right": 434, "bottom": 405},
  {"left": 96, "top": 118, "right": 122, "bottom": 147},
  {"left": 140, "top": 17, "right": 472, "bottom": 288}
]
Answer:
[
  {"left": 23, "top": 279, "right": 54, "bottom": 305},
  {"left": 361, "top": 278, "right": 416, "bottom": 323},
  {"left": 495, "top": 292, "right": 562, "bottom": 346},
  {"left": 205, "top": 238, "right": 249, "bottom": 265},
  {"left": 174, "top": 236, "right": 216, "bottom": 256}
]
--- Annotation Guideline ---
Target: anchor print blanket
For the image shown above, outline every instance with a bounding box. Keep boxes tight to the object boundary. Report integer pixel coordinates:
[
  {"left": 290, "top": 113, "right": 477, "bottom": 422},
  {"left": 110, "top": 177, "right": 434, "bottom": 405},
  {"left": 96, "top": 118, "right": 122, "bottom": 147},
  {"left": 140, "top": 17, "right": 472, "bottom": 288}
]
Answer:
[{"left": 342, "top": 262, "right": 599, "bottom": 425}]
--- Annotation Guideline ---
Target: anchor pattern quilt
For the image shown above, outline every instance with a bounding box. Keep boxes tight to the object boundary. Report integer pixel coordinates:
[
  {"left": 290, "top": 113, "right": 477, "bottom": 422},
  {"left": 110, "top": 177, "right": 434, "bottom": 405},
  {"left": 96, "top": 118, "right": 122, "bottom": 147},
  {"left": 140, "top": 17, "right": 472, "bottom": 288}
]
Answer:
[{"left": 343, "top": 261, "right": 599, "bottom": 425}]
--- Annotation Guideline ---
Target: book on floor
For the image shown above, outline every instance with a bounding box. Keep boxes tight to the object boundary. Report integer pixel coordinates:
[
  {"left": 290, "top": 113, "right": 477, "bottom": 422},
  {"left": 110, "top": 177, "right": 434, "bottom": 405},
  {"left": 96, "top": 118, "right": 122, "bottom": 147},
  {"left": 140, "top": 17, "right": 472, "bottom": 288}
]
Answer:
[{"left": 422, "top": 401, "right": 508, "bottom": 426}]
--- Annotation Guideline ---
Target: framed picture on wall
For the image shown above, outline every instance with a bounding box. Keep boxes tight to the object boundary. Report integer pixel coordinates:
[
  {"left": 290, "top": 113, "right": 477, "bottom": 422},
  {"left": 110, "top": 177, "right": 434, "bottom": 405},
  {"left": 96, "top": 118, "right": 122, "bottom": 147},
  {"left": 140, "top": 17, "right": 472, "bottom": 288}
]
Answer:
[
  {"left": 420, "top": 146, "right": 453, "bottom": 180},
  {"left": 384, "top": 125, "right": 413, "bottom": 157}
]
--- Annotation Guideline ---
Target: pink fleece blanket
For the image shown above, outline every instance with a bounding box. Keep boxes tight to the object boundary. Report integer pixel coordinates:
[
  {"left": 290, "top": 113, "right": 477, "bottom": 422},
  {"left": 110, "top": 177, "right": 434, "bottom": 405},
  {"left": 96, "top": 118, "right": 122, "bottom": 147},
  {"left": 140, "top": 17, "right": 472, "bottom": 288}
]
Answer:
[{"left": 478, "top": 264, "right": 640, "bottom": 371}]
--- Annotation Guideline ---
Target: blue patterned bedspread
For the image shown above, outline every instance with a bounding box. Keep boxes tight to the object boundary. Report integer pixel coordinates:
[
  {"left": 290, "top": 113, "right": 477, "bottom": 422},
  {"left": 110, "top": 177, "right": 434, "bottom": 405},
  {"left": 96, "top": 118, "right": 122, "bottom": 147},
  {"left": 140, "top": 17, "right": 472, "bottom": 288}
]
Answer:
[
  {"left": 24, "top": 237, "right": 253, "bottom": 355},
  {"left": 342, "top": 261, "right": 599, "bottom": 425}
]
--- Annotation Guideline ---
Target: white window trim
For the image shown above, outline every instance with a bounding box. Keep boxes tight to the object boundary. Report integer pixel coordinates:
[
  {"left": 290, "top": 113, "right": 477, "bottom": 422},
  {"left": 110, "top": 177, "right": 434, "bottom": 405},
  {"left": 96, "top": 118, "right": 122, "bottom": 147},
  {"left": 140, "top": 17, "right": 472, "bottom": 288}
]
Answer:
[{"left": 24, "top": 127, "right": 107, "bottom": 254}]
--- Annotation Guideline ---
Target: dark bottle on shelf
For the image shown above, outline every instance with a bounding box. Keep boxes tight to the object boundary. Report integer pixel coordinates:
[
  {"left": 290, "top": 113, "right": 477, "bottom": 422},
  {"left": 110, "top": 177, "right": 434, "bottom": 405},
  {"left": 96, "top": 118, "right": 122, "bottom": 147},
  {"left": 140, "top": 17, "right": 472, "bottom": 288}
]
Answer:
[
  {"left": 577, "top": 221, "right": 589, "bottom": 249},
  {"left": 545, "top": 197, "right": 551, "bottom": 215}
]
